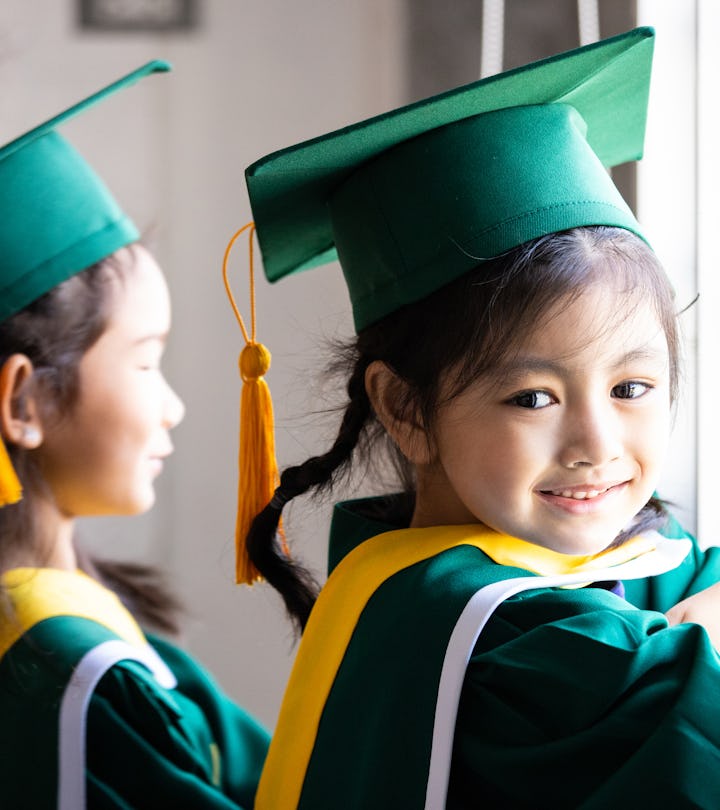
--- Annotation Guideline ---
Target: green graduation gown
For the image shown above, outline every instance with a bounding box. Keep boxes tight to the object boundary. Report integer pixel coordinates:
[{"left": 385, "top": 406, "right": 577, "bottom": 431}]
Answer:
[
  {"left": 257, "top": 497, "right": 720, "bottom": 810},
  {"left": 0, "top": 568, "right": 269, "bottom": 809}
]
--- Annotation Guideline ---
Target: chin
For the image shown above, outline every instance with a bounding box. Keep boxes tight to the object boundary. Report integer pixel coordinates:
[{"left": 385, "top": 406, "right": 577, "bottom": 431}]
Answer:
[
  {"left": 566, "top": 530, "right": 627, "bottom": 556},
  {"left": 528, "top": 524, "right": 623, "bottom": 556},
  {"left": 115, "top": 488, "right": 157, "bottom": 516},
  {"left": 134, "top": 492, "right": 157, "bottom": 514}
]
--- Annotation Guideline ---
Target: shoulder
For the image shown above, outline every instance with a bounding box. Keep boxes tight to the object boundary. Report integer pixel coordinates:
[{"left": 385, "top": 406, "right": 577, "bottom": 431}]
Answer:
[
  {"left": 0, "top": 613, "right": 130, "bottom": 694},
  {"left": 0, "top": 615, "right": 162, "bottom": 808},
  {"left": 0, "top": 614, "right": 180, "bottom": 740},
  {"left": 482, "top": 583, "right": 663, "bottom": 649},
  {"left": 454, "top": 590, "right": 719, "bottom": 807}
]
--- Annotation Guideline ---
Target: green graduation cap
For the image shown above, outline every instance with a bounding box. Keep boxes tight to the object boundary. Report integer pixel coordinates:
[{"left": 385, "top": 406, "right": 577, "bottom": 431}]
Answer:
[
  {"left": 246, "top": 27, "right": 654, "bottom": 332},
  {"left": 0, "top": 59, "right": 170, "bottom": 323}
]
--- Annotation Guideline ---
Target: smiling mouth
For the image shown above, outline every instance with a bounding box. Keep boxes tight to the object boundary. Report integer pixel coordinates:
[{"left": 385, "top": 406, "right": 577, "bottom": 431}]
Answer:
[{"left": 540, "top": 484, "right": 623, "bottom": 501}]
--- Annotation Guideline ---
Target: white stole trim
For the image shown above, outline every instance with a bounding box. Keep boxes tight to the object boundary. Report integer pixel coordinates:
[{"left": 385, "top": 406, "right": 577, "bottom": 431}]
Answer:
[
  {"left": 57, "top": 639, "right": 177, "bottom": 810},
  {"left": 424, "top": 533, "right": 691, "bottom": 809}
]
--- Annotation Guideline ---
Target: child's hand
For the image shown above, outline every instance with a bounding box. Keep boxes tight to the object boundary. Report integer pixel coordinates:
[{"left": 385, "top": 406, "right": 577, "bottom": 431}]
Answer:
[{"left": 665, "top": 583, "right": 720, "bottom": 649}]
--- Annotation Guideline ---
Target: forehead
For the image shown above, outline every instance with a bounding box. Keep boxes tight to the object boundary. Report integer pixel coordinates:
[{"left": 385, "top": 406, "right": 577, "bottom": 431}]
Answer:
[
  {"left": 518, "top": 282, "right": 667, "bottom": 364},
  {"left": 105, "top": 246, "right": 170, "bottom": 331},
  {"left": 70, "top": 253, "right": 170, "bottom": 378}
]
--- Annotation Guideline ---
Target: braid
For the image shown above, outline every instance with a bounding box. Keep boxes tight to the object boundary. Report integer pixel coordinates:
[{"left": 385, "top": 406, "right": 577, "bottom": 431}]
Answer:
[{"left": 246, "top": 356, "right": 373, "bottom": 632}]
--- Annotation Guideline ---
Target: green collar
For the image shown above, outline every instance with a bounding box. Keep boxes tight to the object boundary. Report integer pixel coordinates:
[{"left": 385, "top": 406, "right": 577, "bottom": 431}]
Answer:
[{"left": 328, "top": 495, "right": 411, "bottom": 574}]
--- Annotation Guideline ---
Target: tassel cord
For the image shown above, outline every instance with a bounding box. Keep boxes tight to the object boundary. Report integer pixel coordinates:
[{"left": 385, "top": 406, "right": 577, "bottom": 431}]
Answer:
[
  {"left": 223, "top": 222, "right": 257, "bottom": 347},
  {"left": 223, "top": 222, "right": 286, "bottom": 584}
]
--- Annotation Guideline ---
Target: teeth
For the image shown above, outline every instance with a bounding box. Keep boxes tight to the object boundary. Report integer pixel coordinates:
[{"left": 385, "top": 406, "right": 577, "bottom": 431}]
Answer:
[{"left": 551, "top": 488, "right": 604, "bottom": 499}]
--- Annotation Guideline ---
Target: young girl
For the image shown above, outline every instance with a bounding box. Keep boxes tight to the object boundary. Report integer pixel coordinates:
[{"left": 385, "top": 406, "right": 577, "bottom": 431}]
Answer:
[
  {"left": 0, "top": 64, "right": 268, "bottom": 808},
  {"left": 234, "top": 28, "right": 720, "bottom": 808}
]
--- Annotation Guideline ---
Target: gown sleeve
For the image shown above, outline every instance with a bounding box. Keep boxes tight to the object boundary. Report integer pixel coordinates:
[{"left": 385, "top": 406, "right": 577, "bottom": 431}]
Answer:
[
  {"left": 84, "top": 636, "right": 269, "bottom": 809},
  {"left": 451, "top": 583, "right": 720, "bottom": 808}
]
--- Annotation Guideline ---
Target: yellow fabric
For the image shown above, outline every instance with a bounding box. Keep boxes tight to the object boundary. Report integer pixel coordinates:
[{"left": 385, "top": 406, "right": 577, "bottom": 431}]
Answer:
[
  {"left": 255, "top": 524, "right": 654, "bottom": 809},
  {"left": 0, "top": 360, "right": 23, "bottom": 507},
  {"left": 235, "top": 345, "right": 280, "bottom": 584},
  {"left": 209, "top": 742, "right": 222, "bottom": 788},
  {"left": 478, "top": 530, "right": 655, "bottom": 576},
  {"left": 0, "top": 567, "right": 147, "bottom": 660},
  {"left": 0, "top": 435, "right": 22, "bottom": 507}
]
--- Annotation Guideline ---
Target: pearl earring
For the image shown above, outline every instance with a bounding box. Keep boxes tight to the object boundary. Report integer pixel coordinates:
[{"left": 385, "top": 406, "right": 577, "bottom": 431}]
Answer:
[{"left": 22, "top": 426, "right": 41, "bottom": 446}]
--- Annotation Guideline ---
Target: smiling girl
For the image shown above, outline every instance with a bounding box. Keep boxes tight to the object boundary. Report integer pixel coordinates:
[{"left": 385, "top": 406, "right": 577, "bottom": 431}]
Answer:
[
  {"left": 0, "top": 65, "right": 267, "bottom": 809},
  {"left": 233, "top": 28, "right": 720, "bottom": 808}
]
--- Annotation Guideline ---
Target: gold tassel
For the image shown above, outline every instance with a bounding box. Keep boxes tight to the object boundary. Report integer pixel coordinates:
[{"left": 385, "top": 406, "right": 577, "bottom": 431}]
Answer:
[
  {"left": 223, "top": 223, "right": 285, "bottom": 584},
  {"left": 0, "top": 360, "right": 23, "bottom": 507},
  {"left": 0, "top": 434, "right": 22, "bottom": 507}
]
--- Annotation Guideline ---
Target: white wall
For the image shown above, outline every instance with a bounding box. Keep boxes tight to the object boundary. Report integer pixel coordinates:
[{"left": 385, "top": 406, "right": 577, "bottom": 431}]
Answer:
[{"left": 1, "top": 0, "right": 406, "bottom": 728}]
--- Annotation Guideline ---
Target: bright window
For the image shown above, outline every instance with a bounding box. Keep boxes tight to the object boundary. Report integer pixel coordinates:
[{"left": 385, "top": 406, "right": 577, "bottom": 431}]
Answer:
[{"left": 637, "top": 0, "right": 702, "bottom": 537}]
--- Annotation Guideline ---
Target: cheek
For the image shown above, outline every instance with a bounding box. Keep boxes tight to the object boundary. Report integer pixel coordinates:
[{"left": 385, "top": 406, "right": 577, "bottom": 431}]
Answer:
[
  {"left": 85, "top": 374, "right": 156, "bottom": 437},
  {"left": 438, "top": 415, "right": 537, "bottom": 489},
  {"left": 63, "top": 393, "right": 155, "bottom": 481},
  {"left": 636, "top": 404, "right": 672, "bottom": 465}
]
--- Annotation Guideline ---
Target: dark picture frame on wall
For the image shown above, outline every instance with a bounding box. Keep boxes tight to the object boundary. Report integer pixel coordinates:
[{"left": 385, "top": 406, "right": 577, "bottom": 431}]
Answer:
[{"left": 78, "top": 0, "right": 198, "bottom": 32}]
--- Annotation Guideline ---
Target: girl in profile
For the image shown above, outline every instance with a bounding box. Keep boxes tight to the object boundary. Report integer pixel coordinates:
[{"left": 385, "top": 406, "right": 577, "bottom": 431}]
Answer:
[{"left": 0, "top": 62, "right": 268, "bottom": 809}]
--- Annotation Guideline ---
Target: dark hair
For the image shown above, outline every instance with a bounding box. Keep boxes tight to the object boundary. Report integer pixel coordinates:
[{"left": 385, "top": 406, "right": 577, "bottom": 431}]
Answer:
[
  {"left": 0, "top": 246, "right": 181, "bottom": 634},
  {"left": 248, "top": 226, "right": 681, "bottom": 631}
]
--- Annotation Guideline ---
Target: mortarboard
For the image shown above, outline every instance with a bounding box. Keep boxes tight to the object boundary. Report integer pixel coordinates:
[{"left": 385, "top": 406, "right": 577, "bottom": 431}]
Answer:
[
  {"left": 246, "top": 27, "right": 654, "bottom": 331},
  {"left": 0, "top": 60, "right": 170, "bottom": 323}
]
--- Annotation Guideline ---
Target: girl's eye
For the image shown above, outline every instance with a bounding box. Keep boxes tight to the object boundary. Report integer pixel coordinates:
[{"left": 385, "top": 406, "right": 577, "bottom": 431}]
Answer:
[
  {"left": 137, "top": 353, "right": 164, "bottom": 372},
  {"left": 509, "top": 390, "right": 554, "bottom": 409},
  {"left": 612, "top": 381, "right": 651, "bottom": 399}
]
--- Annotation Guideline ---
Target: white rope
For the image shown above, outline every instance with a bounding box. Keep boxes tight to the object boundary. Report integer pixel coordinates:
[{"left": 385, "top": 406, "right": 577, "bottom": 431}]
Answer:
[
  {"left": 577, "top": 0, "right": 600, "bottom": 45},
  {"left": 480, "top": 0, "right": 505, "bottom": 78}
]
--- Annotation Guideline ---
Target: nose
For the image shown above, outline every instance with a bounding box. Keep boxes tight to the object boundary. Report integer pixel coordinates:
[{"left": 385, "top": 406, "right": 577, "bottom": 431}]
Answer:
[
  {"left": 558, "top": 399, "right": 622, "bottom": 469},
  {"left": 163, "top": 379, "right": 186, "bottom": 430}
]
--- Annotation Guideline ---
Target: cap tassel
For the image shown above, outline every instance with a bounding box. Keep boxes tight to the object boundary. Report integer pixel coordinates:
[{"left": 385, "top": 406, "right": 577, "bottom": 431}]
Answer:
[
  {"left": 0, "top": 435, "right": 22, "bottom": 507},
  {"left": 0, "top": 361, "right": 23, "bottom": 507},
  {"left": 223, "top": 223, "right": 287, "bottom": 584}
]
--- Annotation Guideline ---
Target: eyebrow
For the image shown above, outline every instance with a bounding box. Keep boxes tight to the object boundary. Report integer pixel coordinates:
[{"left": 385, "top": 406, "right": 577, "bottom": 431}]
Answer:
[
  {"left": 496, "top": 347, "right": 668, "bottom": 380},
  {"left": 132, "top": 332, "right": 169, "bottom": 346}
]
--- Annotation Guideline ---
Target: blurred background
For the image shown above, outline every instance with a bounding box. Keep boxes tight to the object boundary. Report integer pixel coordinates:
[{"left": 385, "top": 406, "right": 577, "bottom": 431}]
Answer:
[{"left": 1, "top": 0, "right": 715, "bottom": 728}]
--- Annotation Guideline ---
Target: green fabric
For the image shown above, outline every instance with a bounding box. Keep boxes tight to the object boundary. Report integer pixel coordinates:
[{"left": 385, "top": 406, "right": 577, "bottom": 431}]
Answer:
[
  {"left": 295, "top": 498, "right": 720, "bottom": 808},
  {"left": 246, "top": 27, "right": 653, "bottom": 330},
  {"left": 0, "top": 61, "right": 169, "bottom": 322},
  {"left": 0, "top": 616, "right": 269, "bottom": 809}
]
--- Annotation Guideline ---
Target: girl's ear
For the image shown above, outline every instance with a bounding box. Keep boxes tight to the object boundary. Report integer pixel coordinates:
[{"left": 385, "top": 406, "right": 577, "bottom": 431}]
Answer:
[
  {"left": 365, "top": 360, "right": 433, "bottom": 465},
  {"left": 0, "top": 355, "right": 44, "bottom": 449}
]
